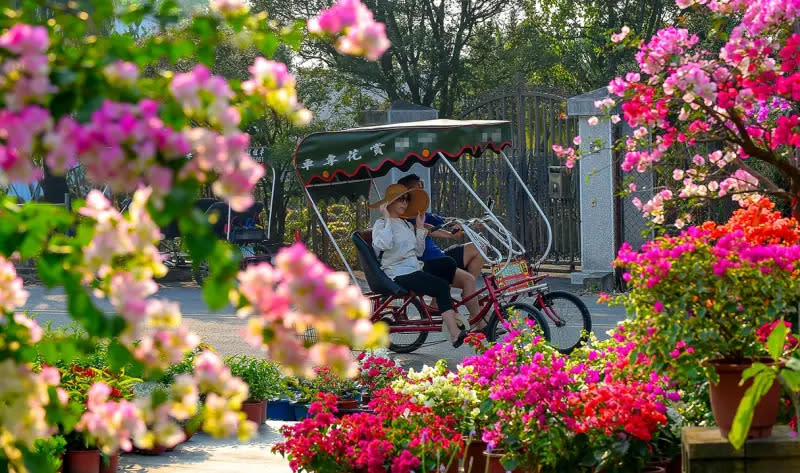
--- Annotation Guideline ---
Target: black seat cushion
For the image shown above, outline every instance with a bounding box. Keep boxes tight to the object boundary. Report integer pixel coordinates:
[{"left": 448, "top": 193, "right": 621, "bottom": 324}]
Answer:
[{"left": 352, "top": 231, "right": 408, "bottom": 296}]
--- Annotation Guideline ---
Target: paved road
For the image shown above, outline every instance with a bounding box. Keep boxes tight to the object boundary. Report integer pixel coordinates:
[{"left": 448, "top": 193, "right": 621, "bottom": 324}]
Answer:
[{"left": 22, "top": 275, "right": 628, "bottom": 371}]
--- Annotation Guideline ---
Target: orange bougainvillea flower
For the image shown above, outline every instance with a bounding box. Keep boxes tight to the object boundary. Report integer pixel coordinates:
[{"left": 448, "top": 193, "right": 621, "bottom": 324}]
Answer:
[{"left": 706, "top": 197, "right": 800, "bottom": 245}]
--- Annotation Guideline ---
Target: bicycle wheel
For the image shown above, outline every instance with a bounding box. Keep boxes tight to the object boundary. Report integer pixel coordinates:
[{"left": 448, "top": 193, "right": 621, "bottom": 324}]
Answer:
[
  {"left": 487, "top": 302, "right": 551, "bottom": 343},
  {"left": 533, "top": 291, "right": 592, "bottom": 354},
  {"left": 380, "top": 298, "right": 429, "bottom": 354}
]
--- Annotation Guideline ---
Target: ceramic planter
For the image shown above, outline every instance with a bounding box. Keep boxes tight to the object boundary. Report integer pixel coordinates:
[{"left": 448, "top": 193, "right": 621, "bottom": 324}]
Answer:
[
  {"left": 293, "top": 403, "right": 310, "bottom": 420},
  {"left": 98, "top": 452, "right": 119, "bottom": 473},
  {"left": 241, "top": 400, "right": 268, "bottom": 425},
  {"left": 709, "top": 359, "right": 780, "bottom": 438},
  {"left": 64, "top": 449, "right": 100, "bottom": 473},
  {"left": 267, "top": 399, "right": 295, "bottom": 420}
]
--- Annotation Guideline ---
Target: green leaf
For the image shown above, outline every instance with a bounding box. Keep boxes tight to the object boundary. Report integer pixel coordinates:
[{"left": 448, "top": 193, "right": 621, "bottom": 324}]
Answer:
[
  {"left": 767, "top": 322, "right": 789, "bottom": 361},
  {"left": 501, "top": 456, "right": 520, "bottom": 471},
  {"left": 36, "top": 254, "right": 65, "bottom": 287},
  {"left": 203, "top": 272, "right": 233, "bottom": 310},
  {"left": 780, "top": 370, "right": 800, "bottom": 392},
  {"left": 22, "top": 446, "right": 52, "bottom": 473},
  {"left": 92, "top": 0, "right": 114, "bottom": 21},
  {"left": 787, "top": 357, "right": 800, "bottom": 371},
  {"left": 728, "top": 370, "right": 776, "bottom": 449},
  {"left": 37, "top": 340, "right": 59, "bottom": 364},
  {"left": 159, "top": 0, "right": 181, "bottom": 17},
  {"left": 119, "top": 2, "right": 153, "bottom": 25},
  {"left": 740, "top": 363, "right": 768, "bottom": 383},
  {"left": 64, "top": 277, "right": 110, "bottom": 336},
  {"left": 257, "top": 32, "right": 280, "bottom": 57},
  {"left": 107, "top": 341, "right": 134, "bottom": 372}
]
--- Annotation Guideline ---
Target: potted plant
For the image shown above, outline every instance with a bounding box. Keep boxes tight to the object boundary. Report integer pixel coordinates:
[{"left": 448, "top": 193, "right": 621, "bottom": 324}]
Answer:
[
  {"left": 309, "top": 366, "right": 360, "bottom": 411},
  {"left": 728, "top": 320, "right": 800, "bottom": 448},
  {"left": 356, "top": 352, "right": 405, "bottom": 404},
  {"left": 286, "top": 377, "right": 313, "bottom": 420},
  {"left": 99, "top": 450, "right": 119, "bottom": 473},
  {"left": 225, "top": 355, "right": 284, "bottom": 425},
  {"left": 274, "top": 391, "right": 463, "bottom": 473},
  {"left": 33, "top": 435, "right": 67, "bottom": 473},
  {"left": 611, "top": 198, "right": 800, "bottom": 439},
  {"left": 264, "top": 369, "right": 294, "bottom": 421}
]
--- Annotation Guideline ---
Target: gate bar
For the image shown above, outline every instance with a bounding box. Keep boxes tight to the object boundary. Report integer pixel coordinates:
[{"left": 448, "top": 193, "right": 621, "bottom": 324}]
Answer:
[
  {"left": 499, "top": 150, "right": 552, "bottom": 265},
  {"left": 303, "top": 186, "right": 359, "bottom": 286}
]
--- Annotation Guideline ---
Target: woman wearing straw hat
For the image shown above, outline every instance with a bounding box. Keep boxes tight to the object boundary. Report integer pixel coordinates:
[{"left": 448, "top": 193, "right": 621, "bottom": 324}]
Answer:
[{"left": 369, "top": 183, "right": 467, "bottom": 348}]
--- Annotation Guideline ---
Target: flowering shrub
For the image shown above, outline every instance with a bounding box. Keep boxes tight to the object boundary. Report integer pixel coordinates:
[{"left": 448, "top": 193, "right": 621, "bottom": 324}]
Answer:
[
  {"left": 390, "top": 360, "right": 480, "bottom": 435},
  {"left": 356, "top": 352, "right": 405, "bottom": 394},
  {"left": 315, "top": 366, "right": 359, "bottom": 399},
  {"left": 610, "top": 198, "right": 800, "bottom": 384},
  {"left": 554, "top": 0, "right": 800, "bottom": 221},
  {"left": 459, "top": 315, "right": 678, "bottom": 473},
  {"left": 0, "top": 0, "right": 389, "bottom": 468},
  {"left": 274, "top": 391, "right": 462, "bottom": 473},
  {"left": 224, "top": 355, "right": 287, "bottom": 402},
  {"left": 277, "top": 312, "right": 681, "bottom": 473}
]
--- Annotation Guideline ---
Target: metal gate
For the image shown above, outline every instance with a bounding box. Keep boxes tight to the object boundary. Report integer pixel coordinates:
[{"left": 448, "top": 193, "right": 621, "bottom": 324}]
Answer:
[{"left": 430, "top": 82, "right": 581, "bottom": 266}]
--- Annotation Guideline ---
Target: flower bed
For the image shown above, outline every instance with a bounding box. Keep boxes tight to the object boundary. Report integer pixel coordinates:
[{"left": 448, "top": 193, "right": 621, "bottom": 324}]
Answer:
[{"left": 275, "top": 316, "right": 683, "bottom": 473}]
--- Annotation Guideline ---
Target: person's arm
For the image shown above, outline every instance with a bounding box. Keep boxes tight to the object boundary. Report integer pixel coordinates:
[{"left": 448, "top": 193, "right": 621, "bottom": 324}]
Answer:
[
  {"left": 430, "top": 229, "right": 460, "bottom": 239},
  {"left": 372, "top": 217, "right": 394, "bottom": 251},
  {"left": 414, "top": 212, "right": 427, "bottom": 256}
]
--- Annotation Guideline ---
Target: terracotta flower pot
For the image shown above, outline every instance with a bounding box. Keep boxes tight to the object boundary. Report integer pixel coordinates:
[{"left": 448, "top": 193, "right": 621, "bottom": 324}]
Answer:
[
  {"left": 64, "top": 449, "right": 100, "bottom": 473},
  {"left": 136, "top": 444, "right": 167, "bottom": 456},
  {"left": 709, "top": 359, "right": 781, "bottom": 438},
  {"left": 640, "top": 467, "right": 665, "bottom": 473},
  {"left": 483, "top": 449, "right": 524, "bottom": 473},
  {"left": 98, "top": 452, "right": 119, "bottom": 473},
  {"left": 463, "top": 440, "right": 488, "bottom": 473},
  {"left": 646, "top": 457, "right": 670, "bottom": 469},
  {"left": 666, "top": 455, "right": 681, "bottom": 473},
  {"left": 337, "top": 399, "right": 359, "bottom": 410},
  {"left": 241, "top": 400, "right": 267, "bottom": 425}
]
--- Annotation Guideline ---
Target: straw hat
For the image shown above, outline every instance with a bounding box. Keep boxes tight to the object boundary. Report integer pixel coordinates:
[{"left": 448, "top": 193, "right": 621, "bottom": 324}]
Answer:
[{"left": 368, "top": 183, "right": 429, "bottom": 218}]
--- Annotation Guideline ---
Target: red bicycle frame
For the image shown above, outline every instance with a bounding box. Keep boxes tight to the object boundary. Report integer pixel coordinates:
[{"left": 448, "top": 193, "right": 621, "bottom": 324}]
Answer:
[{"left": 368, "top": 271, "right": 552, "bottom": 333}]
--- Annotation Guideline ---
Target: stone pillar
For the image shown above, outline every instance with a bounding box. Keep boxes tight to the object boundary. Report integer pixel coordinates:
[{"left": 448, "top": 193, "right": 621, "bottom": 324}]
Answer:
[
  {"left": 566, "top": 88, "right": 616, "bottom": 289},
  {"left": 361, "top": 102, "right": 438, "bottom": 222}
]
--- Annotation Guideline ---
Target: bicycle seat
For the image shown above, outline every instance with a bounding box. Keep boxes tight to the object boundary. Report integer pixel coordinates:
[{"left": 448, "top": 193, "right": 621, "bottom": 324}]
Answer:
[{"left": 352, "top": 231, "right": 408, "bottom": 297}]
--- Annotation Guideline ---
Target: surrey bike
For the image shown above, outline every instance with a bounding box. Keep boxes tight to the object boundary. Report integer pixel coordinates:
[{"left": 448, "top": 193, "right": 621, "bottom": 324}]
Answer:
[{"left": 294, "top": 119, "right": 591, "bottom": 353}]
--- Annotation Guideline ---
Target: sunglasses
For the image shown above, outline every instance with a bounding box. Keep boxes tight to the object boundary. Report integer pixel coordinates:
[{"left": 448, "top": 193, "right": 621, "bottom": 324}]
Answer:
[{"left": 397, "top": 195, "right": 411, "bottom": 202}]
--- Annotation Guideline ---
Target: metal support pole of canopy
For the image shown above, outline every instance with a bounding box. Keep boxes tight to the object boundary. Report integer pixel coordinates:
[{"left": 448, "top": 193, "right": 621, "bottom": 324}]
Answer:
[
  {"left": 499, "top": 150, "right": 552, "bottom": 266},
  {"left": 267, "top": 165, "right": 276, "bottom": 240},
  {"left": 437, "top": 152, "right": 514, "bottom": 271},
  {"left": 303, "top": 186, "right": 359, "bottom": 286}
]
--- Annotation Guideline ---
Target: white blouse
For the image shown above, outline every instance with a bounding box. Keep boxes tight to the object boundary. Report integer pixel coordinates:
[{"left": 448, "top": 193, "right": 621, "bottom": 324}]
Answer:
[{"left": 372, "top": 217, "right": 427, "bottom": 279}]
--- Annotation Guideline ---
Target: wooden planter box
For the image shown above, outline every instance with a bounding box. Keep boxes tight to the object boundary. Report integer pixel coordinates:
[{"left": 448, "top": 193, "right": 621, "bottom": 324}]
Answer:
[{"left": 682, "top": 425, "right": 800, "bottom": 473}]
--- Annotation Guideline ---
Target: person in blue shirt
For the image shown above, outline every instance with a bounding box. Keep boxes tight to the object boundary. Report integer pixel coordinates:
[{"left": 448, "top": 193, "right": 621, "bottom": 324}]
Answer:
[
  {"left": 397, "top": 174, "right": 487, "bottom": 279},
  {"left": 397, "top": 174, "right": 489, "bottom": 333}
]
